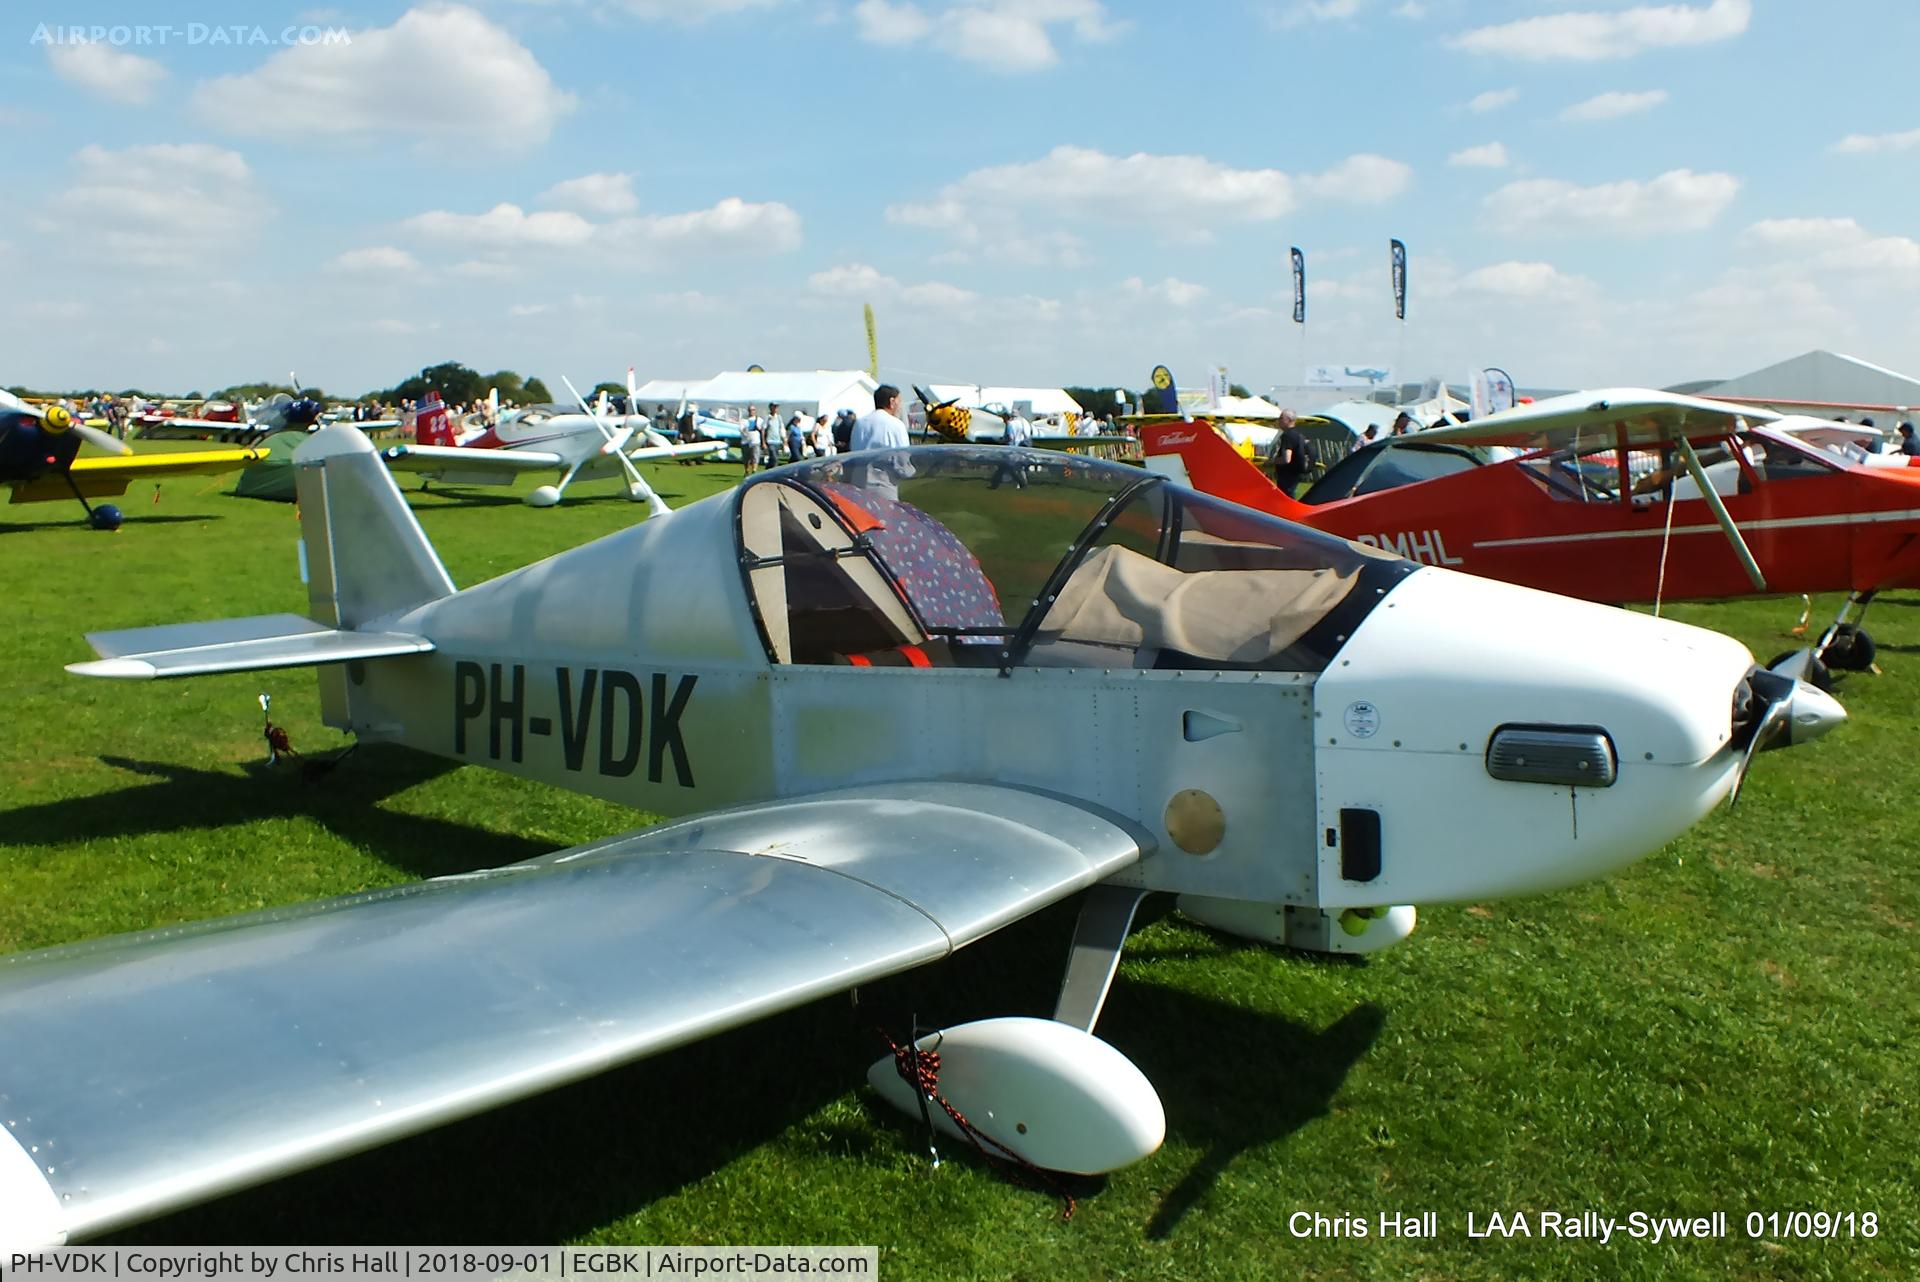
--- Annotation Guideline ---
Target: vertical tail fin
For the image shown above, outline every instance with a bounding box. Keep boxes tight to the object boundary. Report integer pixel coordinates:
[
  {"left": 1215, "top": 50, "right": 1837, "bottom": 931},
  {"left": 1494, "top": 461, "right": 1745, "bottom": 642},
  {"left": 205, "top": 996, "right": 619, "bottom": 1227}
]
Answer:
[
  {"left": 296, "top": 425, "right": 454, "bottom": 629},
  {"left": 1141, "top": 419, "right": 1312, "bottom": 520},
  {"left": 414, "top": 392, "right": 454, "bottom": 447}
]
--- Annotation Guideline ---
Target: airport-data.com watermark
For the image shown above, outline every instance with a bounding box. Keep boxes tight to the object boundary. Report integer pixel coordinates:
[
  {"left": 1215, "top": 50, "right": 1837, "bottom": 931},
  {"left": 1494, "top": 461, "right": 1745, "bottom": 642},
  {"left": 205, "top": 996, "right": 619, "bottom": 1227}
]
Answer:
[{"left": 30, "top": 22, "right": 351, "bottom": 47}]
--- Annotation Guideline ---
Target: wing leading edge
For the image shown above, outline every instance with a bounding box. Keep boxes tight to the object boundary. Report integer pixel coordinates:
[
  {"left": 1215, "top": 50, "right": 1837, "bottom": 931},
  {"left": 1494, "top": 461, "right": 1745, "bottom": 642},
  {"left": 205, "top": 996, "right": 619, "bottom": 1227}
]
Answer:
[
  {"left": 8, "top": 449, "right": 263, "bottom": 504},
  {"left": 0, "top": 782, "right": 1148, "bottom": 1249},
  {"left": 1417, "top": 387, "right": 1783, "bottom": 453}
]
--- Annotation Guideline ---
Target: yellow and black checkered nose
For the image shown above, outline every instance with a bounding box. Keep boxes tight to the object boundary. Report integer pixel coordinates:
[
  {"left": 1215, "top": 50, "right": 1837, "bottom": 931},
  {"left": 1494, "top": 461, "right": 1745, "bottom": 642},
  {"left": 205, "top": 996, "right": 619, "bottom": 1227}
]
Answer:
[{"left": 927, "top": 403, "right": 972, "bottom": 444}]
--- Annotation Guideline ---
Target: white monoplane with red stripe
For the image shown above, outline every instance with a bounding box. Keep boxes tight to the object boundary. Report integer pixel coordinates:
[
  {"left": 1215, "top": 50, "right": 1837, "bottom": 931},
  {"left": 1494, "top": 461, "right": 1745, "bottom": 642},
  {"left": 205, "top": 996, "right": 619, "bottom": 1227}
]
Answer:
[{"left": 383, "top": 374, "right": 722, "bottom": 510}]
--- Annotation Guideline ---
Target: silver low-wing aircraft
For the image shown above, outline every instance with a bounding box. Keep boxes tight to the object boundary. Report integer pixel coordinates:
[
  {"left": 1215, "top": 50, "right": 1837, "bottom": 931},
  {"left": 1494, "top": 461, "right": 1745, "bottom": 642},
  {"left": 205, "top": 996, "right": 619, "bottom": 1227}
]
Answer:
[
  {"left": 3, "top": 428, "right": 1844, "bottom": 1248},
  {"left": 382, "top": 376, "right": 724, "bottom": 509}
]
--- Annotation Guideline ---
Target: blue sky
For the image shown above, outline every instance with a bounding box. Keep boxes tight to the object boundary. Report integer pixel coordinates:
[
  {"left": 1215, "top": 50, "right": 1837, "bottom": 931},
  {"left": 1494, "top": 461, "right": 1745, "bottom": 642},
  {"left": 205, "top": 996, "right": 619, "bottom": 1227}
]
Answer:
[{"left": 3, "top": 0, "right": 1915, "bottom": 397}]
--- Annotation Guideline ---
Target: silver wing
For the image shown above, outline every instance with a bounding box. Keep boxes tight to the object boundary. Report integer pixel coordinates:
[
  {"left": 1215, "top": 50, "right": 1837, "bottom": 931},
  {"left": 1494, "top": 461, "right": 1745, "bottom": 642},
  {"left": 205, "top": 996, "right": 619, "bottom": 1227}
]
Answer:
[
  {"left": 0, "top": 782, "right": 1147, "bottom": 1249},
  {"left": 1417, "top": 387, "right": 1781, "bottom": 452}
]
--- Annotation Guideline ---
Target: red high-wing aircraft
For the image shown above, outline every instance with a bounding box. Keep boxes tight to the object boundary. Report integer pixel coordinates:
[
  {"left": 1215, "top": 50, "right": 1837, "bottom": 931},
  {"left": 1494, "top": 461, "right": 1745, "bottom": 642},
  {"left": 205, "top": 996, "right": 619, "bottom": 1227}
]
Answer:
[{"left": 1144, "top": 389, "right": 1920, "bottom": 679}]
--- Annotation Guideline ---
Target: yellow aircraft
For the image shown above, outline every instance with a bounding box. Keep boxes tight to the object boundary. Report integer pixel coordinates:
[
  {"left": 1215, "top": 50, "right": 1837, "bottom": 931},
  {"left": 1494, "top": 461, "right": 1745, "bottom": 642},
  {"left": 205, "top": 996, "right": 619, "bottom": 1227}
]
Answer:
[{"left": 1, "top": 390, "right": 260, "bottom": 529}]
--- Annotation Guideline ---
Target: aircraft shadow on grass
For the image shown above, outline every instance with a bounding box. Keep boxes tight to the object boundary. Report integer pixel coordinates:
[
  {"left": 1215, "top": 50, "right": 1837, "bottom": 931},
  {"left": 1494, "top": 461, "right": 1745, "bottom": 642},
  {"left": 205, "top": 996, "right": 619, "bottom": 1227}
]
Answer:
[
  {"left": 0, "top": 748, "right": 546, "bottom": 881},
  {"left": 87, "top": 890, "right": 1383, "bottom": 1245},
  {"left": 0, "top": 514, "right": 224, "bottom": 533}
]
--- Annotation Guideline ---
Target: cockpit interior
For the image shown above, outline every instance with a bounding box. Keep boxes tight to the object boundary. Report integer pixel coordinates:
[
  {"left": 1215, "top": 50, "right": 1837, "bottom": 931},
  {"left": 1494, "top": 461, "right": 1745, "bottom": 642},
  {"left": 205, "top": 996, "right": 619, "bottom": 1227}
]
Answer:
[{"left": 738, "top": 447, "right": 1412, "bottom": 673}]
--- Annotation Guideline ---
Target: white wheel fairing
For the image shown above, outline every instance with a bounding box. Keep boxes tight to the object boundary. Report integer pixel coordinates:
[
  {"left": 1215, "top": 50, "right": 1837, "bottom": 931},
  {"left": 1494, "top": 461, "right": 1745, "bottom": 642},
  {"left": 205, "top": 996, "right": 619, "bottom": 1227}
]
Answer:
[
  {"left": 867, "top": 1017, "right": 1164, "bottom": 1175},
  {"left": 0, "top": 1123, "right": 66, "bottom": 1252},
  {"left": 526, "top": 485, "right": 562, "bottom": 507},
  {"left": 1314, "top": 567, "right": 1753, "bottom": 906}
]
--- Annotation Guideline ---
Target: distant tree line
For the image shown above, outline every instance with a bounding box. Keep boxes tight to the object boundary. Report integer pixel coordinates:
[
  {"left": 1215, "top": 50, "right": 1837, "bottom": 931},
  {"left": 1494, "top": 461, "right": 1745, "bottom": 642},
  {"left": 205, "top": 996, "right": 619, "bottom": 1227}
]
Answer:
[
  {"left": 7, "top": 362, "right": 558, "bottom": 408},
  {"left": 372, "top": 362, "right": 552, "bottom": 407},
  {"left": 1065, "top": 386, "right": 1146, "bottom": 417}
]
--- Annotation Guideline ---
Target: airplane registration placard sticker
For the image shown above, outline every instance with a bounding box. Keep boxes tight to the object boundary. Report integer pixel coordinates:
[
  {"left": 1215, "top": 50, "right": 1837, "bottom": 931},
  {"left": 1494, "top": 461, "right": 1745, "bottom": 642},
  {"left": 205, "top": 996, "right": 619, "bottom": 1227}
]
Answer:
[{"left": 1343, "top": 701, "right": 1381, "bottom": 739}]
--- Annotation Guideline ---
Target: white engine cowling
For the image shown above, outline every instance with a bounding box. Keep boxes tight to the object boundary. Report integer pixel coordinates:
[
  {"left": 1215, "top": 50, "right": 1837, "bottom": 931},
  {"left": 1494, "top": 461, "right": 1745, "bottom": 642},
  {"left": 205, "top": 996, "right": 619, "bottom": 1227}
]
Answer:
[
  {"left": 1178, "top": 896, "right": 1418, "bottom": 955},
  {"left": 867, "top": 1016, "right": 1164, "bottom": 1175}
]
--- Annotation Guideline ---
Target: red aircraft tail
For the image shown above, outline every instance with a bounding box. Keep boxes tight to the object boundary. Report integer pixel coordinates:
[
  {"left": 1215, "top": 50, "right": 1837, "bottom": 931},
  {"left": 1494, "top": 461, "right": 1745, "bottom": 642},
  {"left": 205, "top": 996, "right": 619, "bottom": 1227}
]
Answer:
[
  {"left": 1142, "top": 419, "right": 1310, "bottom": 519},
  {"left": 413, "top": 392, "right": 453, "bottom": 447}
]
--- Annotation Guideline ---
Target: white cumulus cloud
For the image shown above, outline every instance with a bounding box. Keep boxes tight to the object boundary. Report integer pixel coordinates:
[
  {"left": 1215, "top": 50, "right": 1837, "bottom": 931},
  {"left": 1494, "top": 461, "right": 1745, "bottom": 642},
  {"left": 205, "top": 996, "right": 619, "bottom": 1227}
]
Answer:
[
  {"left": 331, "top": 245, "right": 422, "bottom": 273},
  {"left": 406, "top": 196, "right": 800, "bottom": 261},
  {"left": 42, "top": 143, "right": 273, "bottom": 267},
  {"left": 1467, "top": 87, "right": 1519, "bottom": 112},
  {"left": 807, "top": 261, "right": 979, "bottom": 311},
  {"left": 1561, "top": 89, "right": 1669, "bottom": 121},
  {"left": 1449, "top": 142, "right": 1509, "bottom": 168},
  {"left": 901, "top": 280, "right": 981, "bottom": 308},
  {"left": 405, "top": 203, "right": 597, "bottom": 249},
  {"left": 853, "top": 0, "right": 934, "bottom": 43},
  {"left": 1457, "top": 260, "right": 1594, "bottom": 300},
  {"left": 889, "top": 144, "right": 1409, "bottom": 262},
  {"left": 193, "top": 3, "right": 575, "bottom": 151},
  {"left": 1267, "top": 0, "right": 1364, "bottom": 28},
  {"left": 603, "top": 198, "right": 802, "bottom": 256},
  {"left": 1118, "top": 276, "right": 1209, "bottom": 306},
  {"left": 1483, "top": 168, "right": 1738, "bottom": 236},
  {"left": 1298, "top": 153, "right": 1414, "bottom": 202},
  {"left": 48, "top": 42, "right": 167, "bottom": 105},
  {"left": 540, "top": 173, "right": 639, "bottom": 216},
  {"left": 810, "top": 262, "right": 896, "bottom": 296},
  {"left": 1449, "top": 0, "right": 1750, "bottom": 61},
  {"left": 1742, "top": 217, "right": 1920, "bottom": 279},
  {"left": 602, "top": 0, "right": 779, "bottom": 18},
  {"left": 853, "top": 0, "right": 1122, "bottom": 73},
  {"left": 1832, "top": 127, "right": 1920, "bottom": 155}
]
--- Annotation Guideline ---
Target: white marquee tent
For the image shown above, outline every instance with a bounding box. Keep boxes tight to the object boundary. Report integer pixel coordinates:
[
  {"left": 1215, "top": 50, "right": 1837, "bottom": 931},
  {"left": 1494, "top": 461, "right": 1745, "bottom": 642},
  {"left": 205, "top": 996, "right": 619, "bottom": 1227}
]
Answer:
[
  {"left": 927, "top": 384, "right": 1083, "bottom": 419},
  {"left": 1703, "top": 350, "right": 1920, "bottom": 419},
  {"left": 631, "top": 370, "right": 880, "bottom": 421}
]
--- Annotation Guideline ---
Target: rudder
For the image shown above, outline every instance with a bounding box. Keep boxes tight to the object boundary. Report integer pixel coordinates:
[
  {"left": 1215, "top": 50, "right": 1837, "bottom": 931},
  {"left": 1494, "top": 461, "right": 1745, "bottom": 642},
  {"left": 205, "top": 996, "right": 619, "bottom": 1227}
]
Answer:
[
  {"left": 413, "top": 393, "right": 454, "bottom": 447},
  {"left": 1141, "top": 419, "right": 1312, "bottom": 520},
  {"left": 296, "top": 425, "right": 455, "bottom": 629}
]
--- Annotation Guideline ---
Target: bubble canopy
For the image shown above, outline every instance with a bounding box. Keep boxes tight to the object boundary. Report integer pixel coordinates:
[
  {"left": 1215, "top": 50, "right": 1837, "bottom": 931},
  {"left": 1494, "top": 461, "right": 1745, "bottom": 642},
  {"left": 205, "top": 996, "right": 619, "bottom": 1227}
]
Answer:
[{"left": 736, "top": 446, "right": 1414, "bottom": 671}]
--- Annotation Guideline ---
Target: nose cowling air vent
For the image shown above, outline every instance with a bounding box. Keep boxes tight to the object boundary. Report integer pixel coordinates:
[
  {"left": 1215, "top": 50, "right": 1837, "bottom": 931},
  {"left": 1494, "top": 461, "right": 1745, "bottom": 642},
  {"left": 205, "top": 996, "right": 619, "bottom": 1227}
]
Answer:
[{"left": 1486, "top": 725, "right": 1618, "bottom": 787}]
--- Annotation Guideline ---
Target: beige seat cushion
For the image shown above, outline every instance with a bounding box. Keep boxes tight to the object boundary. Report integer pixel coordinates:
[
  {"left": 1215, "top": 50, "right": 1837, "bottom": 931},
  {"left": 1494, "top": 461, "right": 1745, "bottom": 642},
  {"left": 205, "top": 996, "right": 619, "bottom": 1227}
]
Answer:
[{"left": 1035, "top": 544, "right": 1357, "bottom": 666}]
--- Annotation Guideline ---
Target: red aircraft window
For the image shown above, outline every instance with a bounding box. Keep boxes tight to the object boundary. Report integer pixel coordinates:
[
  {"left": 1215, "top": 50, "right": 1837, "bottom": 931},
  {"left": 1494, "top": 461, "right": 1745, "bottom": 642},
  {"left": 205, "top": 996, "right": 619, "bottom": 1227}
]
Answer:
[{"left": 1744, "top": 432, "right": 1841, "bottom": 483}]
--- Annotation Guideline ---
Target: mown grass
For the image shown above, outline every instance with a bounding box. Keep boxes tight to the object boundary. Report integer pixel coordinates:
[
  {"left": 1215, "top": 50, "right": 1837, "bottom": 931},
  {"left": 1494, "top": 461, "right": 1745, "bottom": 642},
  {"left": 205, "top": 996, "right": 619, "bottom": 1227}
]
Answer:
[{"left": 1, "top": 442, "right": 1914, "bottom": 1280}]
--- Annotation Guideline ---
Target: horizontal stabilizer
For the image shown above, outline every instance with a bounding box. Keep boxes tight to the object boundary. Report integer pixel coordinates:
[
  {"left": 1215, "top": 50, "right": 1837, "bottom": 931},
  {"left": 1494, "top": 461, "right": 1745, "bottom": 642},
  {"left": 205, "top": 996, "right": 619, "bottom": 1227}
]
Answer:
[{"left": 68, "top": 612, "right": 432, "bottom": 680}]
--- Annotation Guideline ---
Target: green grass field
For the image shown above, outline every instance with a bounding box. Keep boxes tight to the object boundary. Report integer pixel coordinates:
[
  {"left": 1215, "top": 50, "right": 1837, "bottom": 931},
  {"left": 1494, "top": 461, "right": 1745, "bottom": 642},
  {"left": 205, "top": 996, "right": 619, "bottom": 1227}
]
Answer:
[{"left": 2, "top": 445, "right": 1915, "bottom": 1280}]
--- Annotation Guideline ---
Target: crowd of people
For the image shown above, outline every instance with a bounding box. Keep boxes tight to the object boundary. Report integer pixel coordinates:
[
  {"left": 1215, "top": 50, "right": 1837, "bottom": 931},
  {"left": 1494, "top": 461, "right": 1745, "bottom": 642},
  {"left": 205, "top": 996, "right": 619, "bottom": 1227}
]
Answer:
[{"left": 732, "top": 402, "right": 851, "bottom": 474}]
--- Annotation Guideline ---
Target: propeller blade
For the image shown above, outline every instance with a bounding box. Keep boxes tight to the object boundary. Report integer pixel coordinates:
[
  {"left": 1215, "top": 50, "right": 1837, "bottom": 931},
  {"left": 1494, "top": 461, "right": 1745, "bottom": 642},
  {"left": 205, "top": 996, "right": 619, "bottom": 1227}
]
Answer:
[
  {"left": 613, "top": 448, "right": 670, "bottom": 520},
  {"left": 1728, "top": 679, "right": 1794, "bottom": 809},
  {"left": 560, "top": 376, "right": 618, "bottom": 445},
  {"left": 75, "top": 422, "right": 133, "bottom": 457},
  {"left": 1728, "top": 666, "right": 1847, "bottom": 807}
]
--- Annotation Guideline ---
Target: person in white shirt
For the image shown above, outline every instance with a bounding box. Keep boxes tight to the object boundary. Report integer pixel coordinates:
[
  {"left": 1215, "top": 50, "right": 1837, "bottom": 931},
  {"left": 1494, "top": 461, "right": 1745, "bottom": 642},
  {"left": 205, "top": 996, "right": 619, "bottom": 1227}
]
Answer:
[
  {"left": 741, "top": 404, "right": 764, "bottom": 476},
  {"left": 850, "top": 385, "right": 914, "bottom": 498},
  {"left": 813, "top": 412, "right": 835, "bottom": 457},
  {"left": 1005, "top": 413, "right": 1032, "bottom": 448}
]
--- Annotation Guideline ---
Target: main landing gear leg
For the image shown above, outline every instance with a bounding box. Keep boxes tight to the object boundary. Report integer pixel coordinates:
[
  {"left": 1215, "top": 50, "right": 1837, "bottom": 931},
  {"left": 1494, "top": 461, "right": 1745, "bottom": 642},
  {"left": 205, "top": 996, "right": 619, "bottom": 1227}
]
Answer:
[
  {"left": 1052, "top": 885, "right": 1151, "bottom": 1032},
  {"left": 1817, "top": 590, "right": 1879, "bottom": 673},
  {"left": 865, "top": 884, "right": 1165, "bottom": 1178},
  {"left": 1771, "top": 590, "right": 1878, "bottom": 687},
  {"left": 64, "top": 472, "right": 121, "bottom": 530}
]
